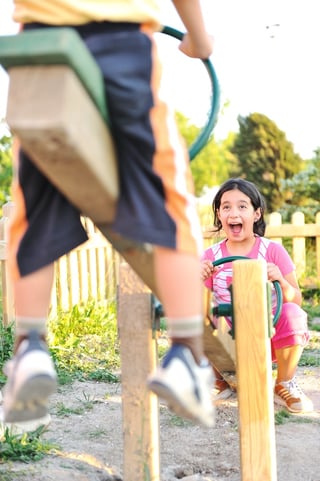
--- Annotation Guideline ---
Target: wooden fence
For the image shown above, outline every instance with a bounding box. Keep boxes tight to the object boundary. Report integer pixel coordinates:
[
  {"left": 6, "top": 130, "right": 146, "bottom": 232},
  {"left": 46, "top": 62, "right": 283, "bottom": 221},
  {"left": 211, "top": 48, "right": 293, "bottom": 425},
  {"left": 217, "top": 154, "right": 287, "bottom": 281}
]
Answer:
[
  {"left": 50, "top": 217, "right": 119, "bottom": 314},
  {"left": 0, "top": 203, "right": 119, "bottom": 325},
  {"left": 1, "top": 202, "right": 320, "bottom": 325}
]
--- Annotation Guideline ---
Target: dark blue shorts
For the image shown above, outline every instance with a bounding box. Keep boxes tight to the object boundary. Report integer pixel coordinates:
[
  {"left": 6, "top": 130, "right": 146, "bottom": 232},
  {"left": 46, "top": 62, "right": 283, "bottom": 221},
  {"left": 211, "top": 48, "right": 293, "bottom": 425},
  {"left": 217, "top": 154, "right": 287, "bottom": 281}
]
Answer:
[{"left": 9, "top": 21, "right": 202, "bottom": 278}]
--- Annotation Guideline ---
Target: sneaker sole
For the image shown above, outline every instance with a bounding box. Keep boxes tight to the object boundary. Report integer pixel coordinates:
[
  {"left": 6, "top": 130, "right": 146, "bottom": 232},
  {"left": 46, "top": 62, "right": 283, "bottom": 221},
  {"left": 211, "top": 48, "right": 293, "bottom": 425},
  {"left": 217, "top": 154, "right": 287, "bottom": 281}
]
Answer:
[
  {"left": 148, "top": 379, "right": 214, "bottom": 427},
  {"left": 214, "top": 387, "right": 234, "bottom": 401},
  {"left": 0, "top": 412, "right": 51, "bottom": 438},
  {"left": 274, "top": 394, "right": 313, "bottom": 414},
  {"left": 4, "top": 374, "right": 57, "bottom": 423}
]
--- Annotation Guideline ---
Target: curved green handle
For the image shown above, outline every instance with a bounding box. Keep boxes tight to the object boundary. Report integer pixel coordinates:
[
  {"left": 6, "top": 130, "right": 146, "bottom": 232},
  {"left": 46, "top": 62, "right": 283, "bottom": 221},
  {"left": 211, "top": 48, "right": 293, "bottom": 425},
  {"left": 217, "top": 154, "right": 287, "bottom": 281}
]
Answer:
[
  {"left": 212, "top": 256, "right": 283, "bottom": 326},
  {"left": 161, "top": 26, "right": 220, "bottom": 160}
]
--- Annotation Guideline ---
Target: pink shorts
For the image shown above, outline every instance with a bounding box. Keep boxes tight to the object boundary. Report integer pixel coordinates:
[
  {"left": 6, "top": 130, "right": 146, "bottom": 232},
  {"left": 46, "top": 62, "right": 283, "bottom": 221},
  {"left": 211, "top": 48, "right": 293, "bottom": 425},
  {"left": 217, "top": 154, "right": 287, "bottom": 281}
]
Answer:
[{"left": 271, "top": 302, "right": 309, "bottom": 362}]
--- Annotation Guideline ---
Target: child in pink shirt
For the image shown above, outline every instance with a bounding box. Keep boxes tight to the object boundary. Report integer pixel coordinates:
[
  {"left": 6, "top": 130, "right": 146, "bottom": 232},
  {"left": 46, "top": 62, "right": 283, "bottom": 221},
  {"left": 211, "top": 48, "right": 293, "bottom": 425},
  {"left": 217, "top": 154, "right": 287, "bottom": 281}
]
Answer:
[{"left": 201, "top": 178, "right": 313, "bottom": 413}]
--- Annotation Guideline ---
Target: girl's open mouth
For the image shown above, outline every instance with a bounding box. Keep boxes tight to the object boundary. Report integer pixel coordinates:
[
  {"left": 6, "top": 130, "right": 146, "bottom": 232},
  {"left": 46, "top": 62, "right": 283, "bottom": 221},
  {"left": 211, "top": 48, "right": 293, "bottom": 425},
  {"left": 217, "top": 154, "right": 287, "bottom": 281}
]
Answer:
[{"left": 229, "top": 223, "right": 242, "bottom": 234}]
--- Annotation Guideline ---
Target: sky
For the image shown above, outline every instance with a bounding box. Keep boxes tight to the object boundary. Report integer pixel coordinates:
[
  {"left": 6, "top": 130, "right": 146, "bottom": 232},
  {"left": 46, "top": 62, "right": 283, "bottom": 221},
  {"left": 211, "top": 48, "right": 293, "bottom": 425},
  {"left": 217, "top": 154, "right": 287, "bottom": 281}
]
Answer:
[{"left": 1, "top": 0, "right": 320, "bottom": 158}]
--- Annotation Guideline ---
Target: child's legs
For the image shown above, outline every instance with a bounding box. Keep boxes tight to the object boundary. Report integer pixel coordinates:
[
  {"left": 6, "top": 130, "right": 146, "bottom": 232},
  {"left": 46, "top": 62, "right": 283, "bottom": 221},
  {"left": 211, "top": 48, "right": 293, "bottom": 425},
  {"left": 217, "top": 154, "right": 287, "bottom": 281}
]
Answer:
[
  {"left": 13, "top": 264, "right": 54, "bottom": 351},
  {"left": 8, "top": 148, "right": 88, "bottom": 348},
  {"left": 275, "top": 345, "right": 303, "bottom": 382},
  {"left": 154, "top": 248, "right": 202, "bottom": 318},
  {"left": 154, "top": 247, "right": 204, "bottom": 362},
  {"left": 271, "top": 302, "right": 309, "bottom": 382},
  {"left": 14, "top": 264, "right": 54, "bottom": 318}
]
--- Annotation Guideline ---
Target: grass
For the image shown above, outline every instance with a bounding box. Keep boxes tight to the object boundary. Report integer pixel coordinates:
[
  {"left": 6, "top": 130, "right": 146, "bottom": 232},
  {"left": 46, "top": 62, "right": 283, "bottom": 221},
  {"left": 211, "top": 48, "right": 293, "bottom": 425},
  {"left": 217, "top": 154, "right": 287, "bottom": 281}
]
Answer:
[
  {"left": 0, "top": 427, "right": 59, "bottom": 463},
  {"left": 48, "top": 299, "right": 120, "bottom": 384},
  {"left": 0, "top": 321, "right": 14, "bottom": 384},
  {"left": 302, "top": 289, "right": 320, "bottom": 332},
  {"left": 274, "top": 409, "right": 315, "bottom": 425}
]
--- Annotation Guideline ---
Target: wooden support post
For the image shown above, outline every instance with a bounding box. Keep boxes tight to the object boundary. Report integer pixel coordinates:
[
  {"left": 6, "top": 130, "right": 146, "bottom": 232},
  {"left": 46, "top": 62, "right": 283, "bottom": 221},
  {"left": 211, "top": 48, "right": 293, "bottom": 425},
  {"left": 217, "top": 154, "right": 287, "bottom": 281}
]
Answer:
[
  {"left": 0, "top": 202, "right": 15, "bottom": 326},
  {"left": 118, "top": 262, "right": 160, "bottom": 481},
  {"left": 232, "top": 260, "right": 277, "bottom": 481}
]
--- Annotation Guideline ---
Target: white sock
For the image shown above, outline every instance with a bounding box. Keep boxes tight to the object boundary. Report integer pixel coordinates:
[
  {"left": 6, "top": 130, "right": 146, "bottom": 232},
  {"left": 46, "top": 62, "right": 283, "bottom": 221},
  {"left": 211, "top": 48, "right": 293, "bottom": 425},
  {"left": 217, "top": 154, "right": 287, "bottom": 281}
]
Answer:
[
  {"left": 15, "top": 316, "right": 47, "bottom": 337},
  {"left": 167, "top": 315, "right": 203, "bottom": 338}
]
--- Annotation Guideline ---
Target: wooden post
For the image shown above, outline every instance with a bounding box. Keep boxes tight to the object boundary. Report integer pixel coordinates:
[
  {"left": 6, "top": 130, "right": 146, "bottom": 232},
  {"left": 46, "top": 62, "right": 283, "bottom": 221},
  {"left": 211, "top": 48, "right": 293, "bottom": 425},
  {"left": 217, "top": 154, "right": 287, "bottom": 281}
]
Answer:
[
  {"left": 292, "top": 212, "right": 306, "bottom": 279},
  {"left": 267, "top": 212, "right": 282, "bottom": 245},
  {"left": 232, "top": 259, "right": 277, "bottom": 481},
  {"left": 0, "top": 202, "right": 15, "bottom": 326},
  {"left": 316, "top": 212, "right": 320, "bottom": 280},
  {"left": 118, "top": 262, "right": 160, "bottom": 481}
]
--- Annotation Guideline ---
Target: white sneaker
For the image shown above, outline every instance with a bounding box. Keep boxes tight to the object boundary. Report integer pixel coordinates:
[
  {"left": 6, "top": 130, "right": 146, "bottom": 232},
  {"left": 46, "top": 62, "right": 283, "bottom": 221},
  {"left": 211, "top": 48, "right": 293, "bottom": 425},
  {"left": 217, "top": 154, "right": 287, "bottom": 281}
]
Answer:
[
  {"left": 148, "top": 344, "right": 215, "bottom": 427},
  {"left": 2, "top": 330, "right": 57, "bottom": 423},
  {"left": 0, "top": 407, "right": 51, "bottom": 438},
  {"left": 274, "top": 377, "right": 314, "bottom": 413},
  {"left": 213, "top": 378, "right": 234, "bottom": 401}
]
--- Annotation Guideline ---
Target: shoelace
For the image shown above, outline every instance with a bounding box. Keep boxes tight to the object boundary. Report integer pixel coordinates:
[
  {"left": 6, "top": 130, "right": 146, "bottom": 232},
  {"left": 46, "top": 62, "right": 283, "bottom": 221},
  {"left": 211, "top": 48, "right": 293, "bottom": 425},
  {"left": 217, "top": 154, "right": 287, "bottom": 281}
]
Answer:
[{"left": 283, "top": 378, "right": 304, "bottom": 398}]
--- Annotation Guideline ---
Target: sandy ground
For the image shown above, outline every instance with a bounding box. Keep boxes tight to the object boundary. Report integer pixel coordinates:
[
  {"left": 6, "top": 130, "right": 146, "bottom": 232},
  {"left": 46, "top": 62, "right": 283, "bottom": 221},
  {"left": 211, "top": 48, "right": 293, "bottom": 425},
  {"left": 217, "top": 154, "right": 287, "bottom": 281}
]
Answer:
[{"left": 0, "top": 364, "right": 319, "bottom": 481}]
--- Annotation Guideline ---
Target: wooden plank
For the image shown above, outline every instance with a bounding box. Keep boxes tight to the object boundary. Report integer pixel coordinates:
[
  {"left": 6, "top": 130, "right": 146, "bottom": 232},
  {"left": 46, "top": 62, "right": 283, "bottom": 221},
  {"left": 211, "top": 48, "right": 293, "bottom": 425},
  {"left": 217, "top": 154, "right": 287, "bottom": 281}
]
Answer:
[
  {"left": 6, "top": 65, "right": 118, "bottom": 224},
  {"left": 233, "top": 260, "right": 277, "bottom": 481},
  {"left": 0, "top": 28, "right": 108, "bottom": 121},
  {"left": 203, "top": 319, "right": 237, "bottom": 388},
  {"left": 118, "top": 262, "right": 160, "bottom": 481},
  {"left": 202, "top": 289, "right": 236, "bottom": 386},
  {"left": 266, "top": 224, "right": 320, "bottom": 237},
  {"left": 98, "top": 224, "right": 158, "bottom": 296}
]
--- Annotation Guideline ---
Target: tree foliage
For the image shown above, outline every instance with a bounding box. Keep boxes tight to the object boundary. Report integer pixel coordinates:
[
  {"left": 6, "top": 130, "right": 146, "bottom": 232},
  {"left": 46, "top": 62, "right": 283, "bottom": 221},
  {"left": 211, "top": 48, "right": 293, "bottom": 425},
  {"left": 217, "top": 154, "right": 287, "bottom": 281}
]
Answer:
[
  {"left": 175, "top": 112, "right": 234, "bottom": 196},
  {"left": 280, "top": 148, "right": 320, "bottom": 222},
  {"left": 229, "top": 113, "right": 303, "bottom": 211},
  {"left": 0, "top": 126, "right": 13, "bottom": 215}
]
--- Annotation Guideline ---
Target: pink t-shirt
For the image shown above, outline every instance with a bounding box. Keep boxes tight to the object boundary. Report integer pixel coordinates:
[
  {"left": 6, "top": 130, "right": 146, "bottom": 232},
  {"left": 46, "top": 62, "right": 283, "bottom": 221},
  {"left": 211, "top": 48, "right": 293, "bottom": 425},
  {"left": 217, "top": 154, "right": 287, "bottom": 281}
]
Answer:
[{"left": 201, "top": 236, "right": 295, "bottom": 309}]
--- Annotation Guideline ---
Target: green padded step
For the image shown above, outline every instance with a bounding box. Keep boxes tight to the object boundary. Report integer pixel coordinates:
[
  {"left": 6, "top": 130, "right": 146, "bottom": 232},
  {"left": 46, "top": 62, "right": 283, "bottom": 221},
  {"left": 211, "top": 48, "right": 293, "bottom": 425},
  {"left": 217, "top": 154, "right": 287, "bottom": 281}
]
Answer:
[{"left": 0, "top": 28, "right": 108, "bottom": 123}]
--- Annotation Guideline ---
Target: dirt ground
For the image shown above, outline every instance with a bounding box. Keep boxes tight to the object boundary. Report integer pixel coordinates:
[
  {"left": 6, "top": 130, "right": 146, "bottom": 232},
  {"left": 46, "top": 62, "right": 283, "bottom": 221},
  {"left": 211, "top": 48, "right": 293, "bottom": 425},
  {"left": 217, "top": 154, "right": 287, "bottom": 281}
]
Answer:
[{"left": 0, "top": 364, "right": 319, "bottom": 481}]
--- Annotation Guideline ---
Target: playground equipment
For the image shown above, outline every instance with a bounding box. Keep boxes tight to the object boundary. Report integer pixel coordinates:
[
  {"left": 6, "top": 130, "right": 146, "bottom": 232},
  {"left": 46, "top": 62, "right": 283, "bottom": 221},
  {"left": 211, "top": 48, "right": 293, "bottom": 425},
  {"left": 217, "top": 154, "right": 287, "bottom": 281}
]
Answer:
[{"left": 0, "top": 26, "right": 278, "bottom": 481}]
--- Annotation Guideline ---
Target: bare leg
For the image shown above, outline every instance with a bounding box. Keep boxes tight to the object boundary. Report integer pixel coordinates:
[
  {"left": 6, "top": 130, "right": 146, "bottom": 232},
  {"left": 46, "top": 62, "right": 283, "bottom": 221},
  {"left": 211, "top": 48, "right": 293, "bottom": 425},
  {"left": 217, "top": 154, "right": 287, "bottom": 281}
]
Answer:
[
  {"left": 13, "top": 264, "right": 54, "bottom": 350},
  {"left": 14, "top": 264, "right": 54, "bottom": 317},
  {"left": 275, "top": 345, "right": 303, "bottom": 382},
  {"left": 154, "top": 246, "right": 204, "bottom": 363}
]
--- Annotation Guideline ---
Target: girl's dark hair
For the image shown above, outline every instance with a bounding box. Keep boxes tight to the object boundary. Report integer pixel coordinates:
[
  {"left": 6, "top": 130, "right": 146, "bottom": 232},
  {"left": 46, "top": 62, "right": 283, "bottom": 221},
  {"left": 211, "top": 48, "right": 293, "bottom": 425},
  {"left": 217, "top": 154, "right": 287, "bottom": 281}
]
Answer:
[{"left": 212, "top": 178, "right": 266, "bottom": 236}]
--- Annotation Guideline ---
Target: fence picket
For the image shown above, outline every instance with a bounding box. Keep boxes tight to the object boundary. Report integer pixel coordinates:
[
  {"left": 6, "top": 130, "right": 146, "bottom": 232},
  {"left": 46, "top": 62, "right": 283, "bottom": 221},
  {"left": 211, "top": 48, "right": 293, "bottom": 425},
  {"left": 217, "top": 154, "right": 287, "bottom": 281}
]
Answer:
[
  {"left": 316, "top": 212, "right": 320, "bottom": 282},
  {"left": 292, "top": 212, "right": 306, "bottom": 278}
]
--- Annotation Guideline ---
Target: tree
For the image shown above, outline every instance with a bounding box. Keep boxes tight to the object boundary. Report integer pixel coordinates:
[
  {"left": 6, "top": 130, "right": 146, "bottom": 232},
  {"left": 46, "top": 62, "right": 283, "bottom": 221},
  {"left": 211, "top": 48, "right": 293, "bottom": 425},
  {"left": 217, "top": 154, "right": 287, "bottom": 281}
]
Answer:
[
  {"left": 230, "top": 113, "right": 303, "bottom": 211},
  {"left": 175, "top": 112, "right": 235, "bottom": 196},
  {"left": 0, "top": 123, "right": 13, "bottom": 215},
  {"left": 280, "top": 148, "right": 320, "bottom": 222}
]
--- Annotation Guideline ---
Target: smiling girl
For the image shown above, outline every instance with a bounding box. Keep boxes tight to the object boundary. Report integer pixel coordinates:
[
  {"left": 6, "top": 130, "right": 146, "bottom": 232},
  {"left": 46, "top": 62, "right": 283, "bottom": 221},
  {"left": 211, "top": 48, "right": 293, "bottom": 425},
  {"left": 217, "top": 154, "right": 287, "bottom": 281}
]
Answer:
[{"left": 201, "top": 178, "right": 313, "bottom": 413}]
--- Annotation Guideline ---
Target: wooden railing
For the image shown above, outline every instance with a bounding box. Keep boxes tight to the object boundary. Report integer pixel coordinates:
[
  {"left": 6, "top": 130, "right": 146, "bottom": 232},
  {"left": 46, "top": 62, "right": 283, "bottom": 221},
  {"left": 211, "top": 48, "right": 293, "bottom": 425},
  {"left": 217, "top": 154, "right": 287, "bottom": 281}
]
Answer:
[{"left": 1, "top": 202, "right": 320, "bottom": 325}]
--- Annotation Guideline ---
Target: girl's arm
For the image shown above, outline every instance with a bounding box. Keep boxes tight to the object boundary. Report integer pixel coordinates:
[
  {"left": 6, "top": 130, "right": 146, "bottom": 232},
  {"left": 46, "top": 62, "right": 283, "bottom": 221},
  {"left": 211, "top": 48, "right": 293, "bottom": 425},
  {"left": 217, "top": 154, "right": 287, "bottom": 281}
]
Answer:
[{"left": 267, "top": 263, "right": 302, "bottom": 306}]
